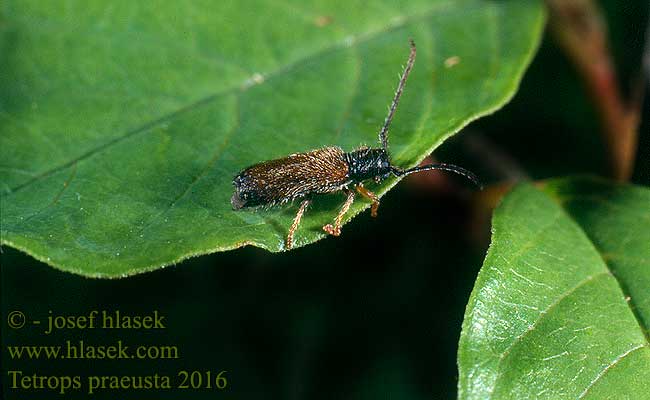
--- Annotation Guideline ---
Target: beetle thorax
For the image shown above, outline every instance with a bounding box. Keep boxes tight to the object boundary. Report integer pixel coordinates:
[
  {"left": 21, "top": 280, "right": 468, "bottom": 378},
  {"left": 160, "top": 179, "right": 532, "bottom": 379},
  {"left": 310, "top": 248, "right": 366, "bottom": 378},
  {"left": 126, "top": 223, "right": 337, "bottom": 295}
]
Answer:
[{"left": 344, "top": 148, "right": 392, "bottom": 183}]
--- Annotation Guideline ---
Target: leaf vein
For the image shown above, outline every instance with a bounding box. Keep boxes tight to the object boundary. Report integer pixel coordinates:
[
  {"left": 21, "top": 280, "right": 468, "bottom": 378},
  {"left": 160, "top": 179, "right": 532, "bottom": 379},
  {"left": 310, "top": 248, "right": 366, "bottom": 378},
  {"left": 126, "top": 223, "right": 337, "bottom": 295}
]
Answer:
[
  {"left": 577, "top": 344, "right": 648, "bottom": 399},
  {"left": 490, "top": 271, "right": 611, "bottom": 394},
  {"left": 135, "top": 94, "right": 241, "bottom": 240},
  {"left": 19, "top": 162, "right": 78, "bottom": 225}
]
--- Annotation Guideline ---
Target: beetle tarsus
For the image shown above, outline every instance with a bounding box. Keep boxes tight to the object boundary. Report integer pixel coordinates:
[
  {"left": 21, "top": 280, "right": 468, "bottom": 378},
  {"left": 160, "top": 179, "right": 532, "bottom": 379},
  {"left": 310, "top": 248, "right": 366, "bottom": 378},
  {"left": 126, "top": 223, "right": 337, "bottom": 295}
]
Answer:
[
  {"left": 322, "top": 189, "right": 355, "bottom": 237},
  {"left": 323, "top": 224, "right": 341, "bottom": 236}
]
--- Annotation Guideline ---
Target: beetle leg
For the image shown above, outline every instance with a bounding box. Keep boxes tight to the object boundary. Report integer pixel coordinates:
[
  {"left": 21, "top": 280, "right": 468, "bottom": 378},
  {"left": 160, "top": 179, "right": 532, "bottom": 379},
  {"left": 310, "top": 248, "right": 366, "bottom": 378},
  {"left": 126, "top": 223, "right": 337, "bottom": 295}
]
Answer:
[
  {"left": 323, "top": 189, "right": 355, "bottom": 236},
  {"left": 356, "top": 183, "right": 380, "bottom": 217},
  {"left": 286, "top": 199, "right": 311, "bottom": 250}
]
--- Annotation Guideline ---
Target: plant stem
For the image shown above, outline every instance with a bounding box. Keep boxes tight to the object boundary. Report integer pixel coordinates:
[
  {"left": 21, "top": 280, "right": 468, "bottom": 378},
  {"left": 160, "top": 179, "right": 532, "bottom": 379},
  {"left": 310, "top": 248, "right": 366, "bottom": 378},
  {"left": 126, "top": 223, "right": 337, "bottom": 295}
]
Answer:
[{"left": 545, "top": 0, "right": 643, "bottom": 181}]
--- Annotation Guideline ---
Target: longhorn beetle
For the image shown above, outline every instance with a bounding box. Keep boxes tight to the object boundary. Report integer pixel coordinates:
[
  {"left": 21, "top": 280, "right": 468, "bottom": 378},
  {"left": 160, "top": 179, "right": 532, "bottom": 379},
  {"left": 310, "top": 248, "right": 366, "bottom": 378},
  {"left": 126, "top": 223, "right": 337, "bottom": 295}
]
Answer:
[{"left": 231, "top": 39, "right": 481, "bottom": 249}]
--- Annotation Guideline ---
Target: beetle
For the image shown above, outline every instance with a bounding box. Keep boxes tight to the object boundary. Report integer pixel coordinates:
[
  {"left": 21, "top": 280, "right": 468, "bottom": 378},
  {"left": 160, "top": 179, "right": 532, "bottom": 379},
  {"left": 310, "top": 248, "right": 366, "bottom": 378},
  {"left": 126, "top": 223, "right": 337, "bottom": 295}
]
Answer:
[{"left": 231, "top": 39, "right": 481, "bottom": 249}]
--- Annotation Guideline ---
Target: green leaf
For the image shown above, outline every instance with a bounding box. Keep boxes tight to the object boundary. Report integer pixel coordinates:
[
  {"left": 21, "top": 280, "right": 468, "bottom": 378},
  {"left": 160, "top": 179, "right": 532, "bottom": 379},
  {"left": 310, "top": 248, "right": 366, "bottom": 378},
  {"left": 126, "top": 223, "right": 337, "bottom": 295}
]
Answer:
[
  {"left": 458, "top": 177, "right": 650, "bottom": 399},
  {"left": 0, "top": 1, "right": 544, "bottom": 277}
]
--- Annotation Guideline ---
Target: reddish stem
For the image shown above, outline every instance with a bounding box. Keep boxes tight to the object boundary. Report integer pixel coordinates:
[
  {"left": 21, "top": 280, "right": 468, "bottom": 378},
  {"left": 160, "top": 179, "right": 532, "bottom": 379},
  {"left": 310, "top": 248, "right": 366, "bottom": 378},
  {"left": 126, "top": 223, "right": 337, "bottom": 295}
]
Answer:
[{"left": 546, "top": 0, "right": 642, "bottom": 181}]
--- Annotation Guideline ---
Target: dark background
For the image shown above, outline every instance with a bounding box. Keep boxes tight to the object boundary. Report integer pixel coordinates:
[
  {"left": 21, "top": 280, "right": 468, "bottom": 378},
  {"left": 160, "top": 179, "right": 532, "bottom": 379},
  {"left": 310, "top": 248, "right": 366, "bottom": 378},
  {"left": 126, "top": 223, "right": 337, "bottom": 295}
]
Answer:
[{"left": 2, "top": 1, "right": 649, "bottom": 399}]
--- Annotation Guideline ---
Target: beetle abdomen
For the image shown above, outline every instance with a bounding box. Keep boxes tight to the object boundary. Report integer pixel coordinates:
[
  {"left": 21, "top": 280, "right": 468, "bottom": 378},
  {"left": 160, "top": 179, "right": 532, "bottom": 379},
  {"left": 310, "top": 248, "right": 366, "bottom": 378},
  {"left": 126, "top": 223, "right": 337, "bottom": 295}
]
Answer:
[{"left": 231, "top": 147, "right": 350, "bottom": 209}]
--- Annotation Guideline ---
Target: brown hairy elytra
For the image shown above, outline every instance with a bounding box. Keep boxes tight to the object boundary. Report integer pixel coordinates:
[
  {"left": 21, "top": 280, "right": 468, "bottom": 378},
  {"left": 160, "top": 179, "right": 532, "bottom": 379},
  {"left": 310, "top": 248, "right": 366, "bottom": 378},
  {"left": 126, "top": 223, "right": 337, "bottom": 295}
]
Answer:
[{"left": 232, "top": 39, "right": 481, "bottom": 249}]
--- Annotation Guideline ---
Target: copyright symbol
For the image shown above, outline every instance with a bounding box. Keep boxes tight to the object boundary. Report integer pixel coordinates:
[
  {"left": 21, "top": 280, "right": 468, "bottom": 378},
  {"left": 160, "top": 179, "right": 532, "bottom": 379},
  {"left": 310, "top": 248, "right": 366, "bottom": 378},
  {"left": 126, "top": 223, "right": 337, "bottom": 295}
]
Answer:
[{"left": 8, "top": 311, "right": 26, "bottom": 329}]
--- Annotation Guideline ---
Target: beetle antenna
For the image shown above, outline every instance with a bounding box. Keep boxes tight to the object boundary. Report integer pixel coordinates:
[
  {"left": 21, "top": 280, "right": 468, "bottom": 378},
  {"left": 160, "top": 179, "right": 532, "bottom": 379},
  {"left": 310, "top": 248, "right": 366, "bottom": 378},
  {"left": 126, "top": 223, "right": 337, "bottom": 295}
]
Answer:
[
  {"left": 379, "top": 39, "right": 416, "bottom": 152},
  {"left": 391, "top": 163, "right": 483, "bottom": 189}
]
